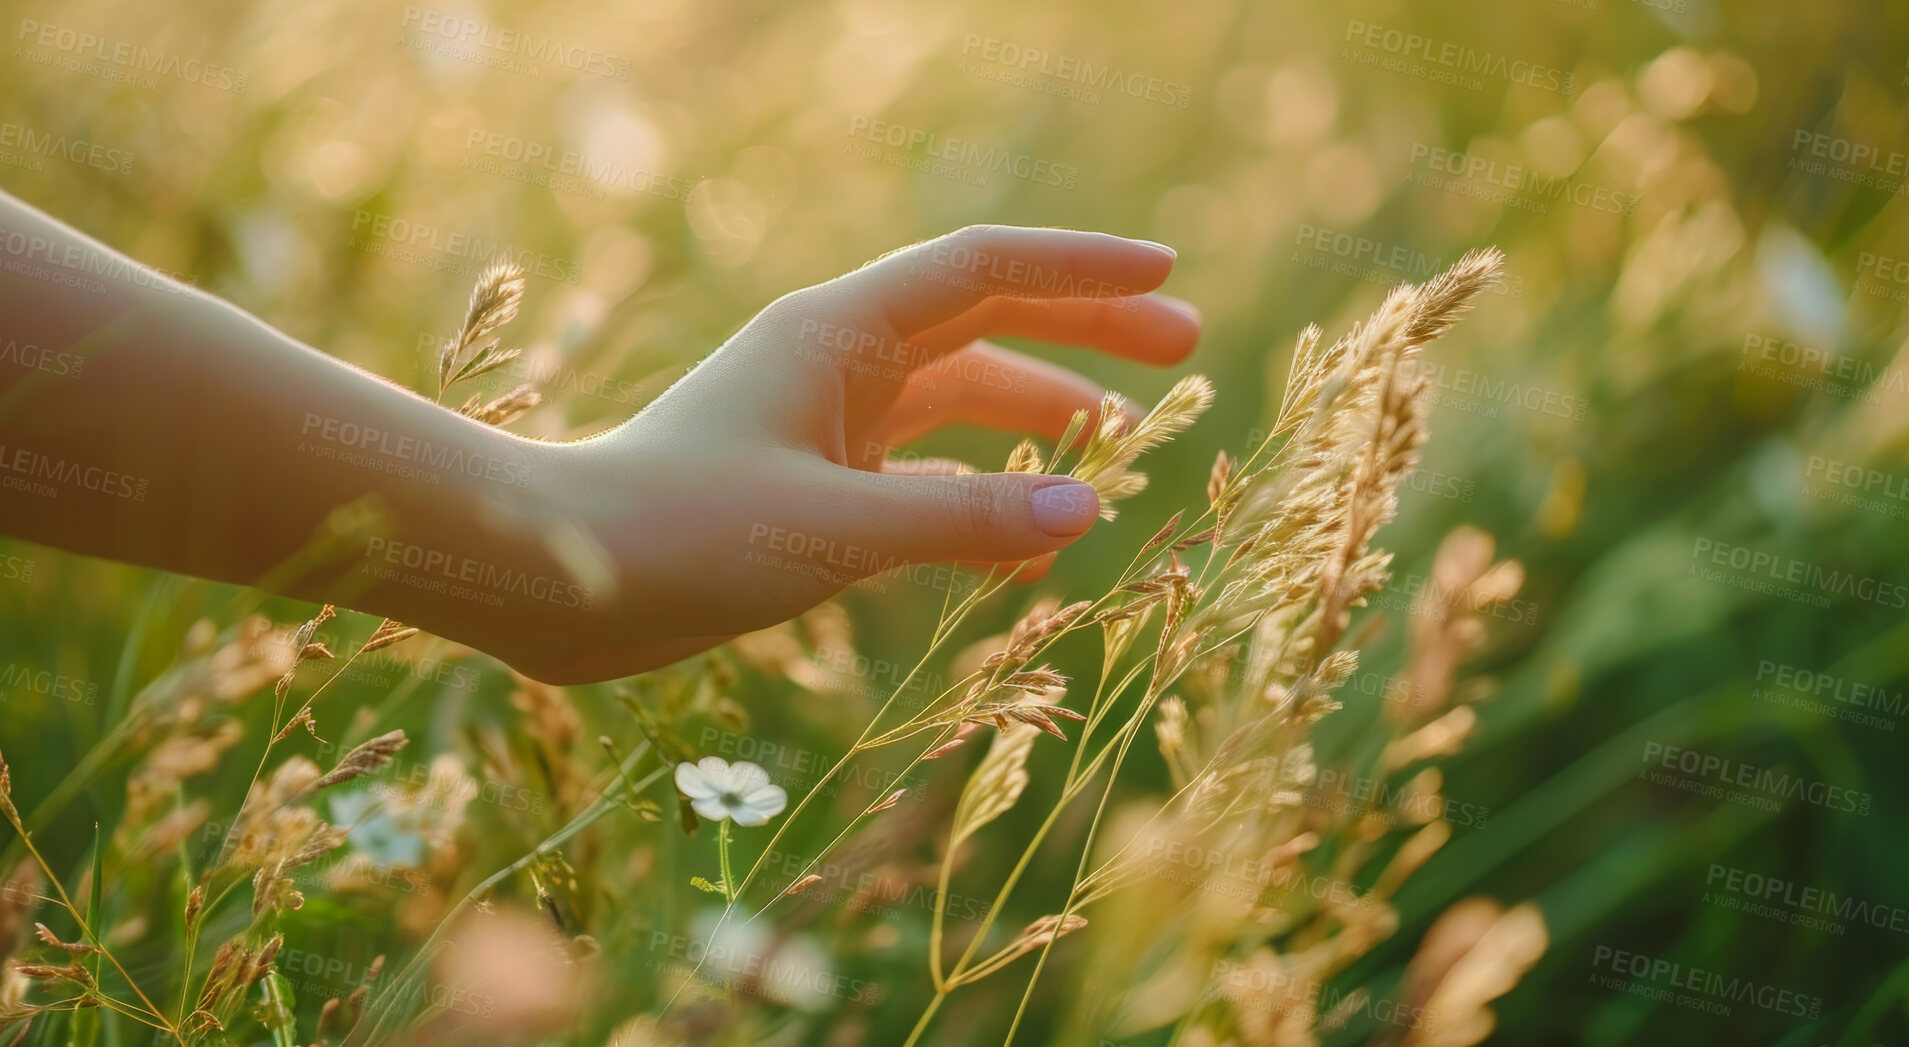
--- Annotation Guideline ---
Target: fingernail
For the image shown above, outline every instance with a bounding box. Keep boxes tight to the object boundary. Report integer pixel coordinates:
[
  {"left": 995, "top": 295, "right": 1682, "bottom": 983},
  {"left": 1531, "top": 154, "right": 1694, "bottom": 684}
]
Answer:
[
  {"left": 1132, "top": 238, "right": 1177, "bottom": 260},
  {"left": 1031, "top": 479, "right": 1100, "bottom": 537}
]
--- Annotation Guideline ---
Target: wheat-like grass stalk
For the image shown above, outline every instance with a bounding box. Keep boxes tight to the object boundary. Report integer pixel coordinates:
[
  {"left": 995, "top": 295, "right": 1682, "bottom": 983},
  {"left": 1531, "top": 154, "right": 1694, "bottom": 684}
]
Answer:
[
  {"left": 1073, "top": 375, "right": 1217, "bottom": 520},
  {"left": 3, "top": 248, "right": 1532, "bottom": 1047},
  {"left": 850, "top": 248, "right": 1533, "bottom": 1046},
  {"left": 438, "top": 260, "right": 527, "bottom": 400}
]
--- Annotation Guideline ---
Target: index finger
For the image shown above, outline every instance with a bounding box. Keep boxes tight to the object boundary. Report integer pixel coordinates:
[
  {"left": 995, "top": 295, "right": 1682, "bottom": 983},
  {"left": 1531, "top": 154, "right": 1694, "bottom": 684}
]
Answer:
[{"left": 831, "top": 225, "right": 1177, "bottom": 336}]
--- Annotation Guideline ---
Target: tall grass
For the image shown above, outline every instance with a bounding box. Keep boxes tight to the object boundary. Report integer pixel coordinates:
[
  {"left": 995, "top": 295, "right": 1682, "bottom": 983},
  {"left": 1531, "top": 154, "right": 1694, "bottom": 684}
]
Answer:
[{"left": 1, "top": 251, "right": 1542, "bottom": 1047}]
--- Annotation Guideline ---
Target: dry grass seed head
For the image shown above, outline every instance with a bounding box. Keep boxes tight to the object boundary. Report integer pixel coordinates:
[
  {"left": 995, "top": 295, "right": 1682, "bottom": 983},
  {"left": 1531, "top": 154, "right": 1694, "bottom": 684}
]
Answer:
[
  {"left": 1396, "top": 898, "right": 1546, "bottom": 1047},
  {"left": 441, "top": 260, "right": 527, "bottom": 396},
  {"left": 948, "top": 724, "right": 1039, "bottom": 849},
  {"left": 1391, "top": 527, "right": 1525, "bottom": 724},
  {"left": 361, "top": 619, "right": 421, "bottom": 654},
  {"left": 460, "top": 383, "right": 543, "bottom": 426},
  {"left": 1073, "top": 375, "right": 1216, "bottom": 519},
  {"left": 312, "top": 729, "right": 409, "bottom": 791},
  {"left": 1005, "top": 439, "right": 1044, "bottom": 473}
]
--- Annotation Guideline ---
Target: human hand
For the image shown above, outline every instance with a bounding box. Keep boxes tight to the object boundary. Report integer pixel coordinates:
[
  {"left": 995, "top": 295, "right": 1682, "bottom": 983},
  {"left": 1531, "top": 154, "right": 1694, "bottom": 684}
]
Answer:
[
  {"left": 0, "top": 196, "right": 1199, "bottom": 687},
  {"left": 515, "top": 225, "right": 1200, "bottom": 682}
]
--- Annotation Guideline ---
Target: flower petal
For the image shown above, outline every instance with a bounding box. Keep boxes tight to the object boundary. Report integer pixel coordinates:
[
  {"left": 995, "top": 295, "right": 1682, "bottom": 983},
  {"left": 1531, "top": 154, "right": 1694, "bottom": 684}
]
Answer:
[
  {"left": 738, "top": 784, "right": 788, "bottom": 822},
  {"left": 730, "top": 804, "right": 770, "bottom": 827},
  {"left": 696, "top": 755, "right": 734, "bottom": 786},
  {"left": 674, "top": 761, "right": 718, "bottom": 800},
  {"left": 690, "top": 796, "right": 733, "bottom": 822},
  {"left": 728, "top": 761, "right": 772, "bottom": 790}
]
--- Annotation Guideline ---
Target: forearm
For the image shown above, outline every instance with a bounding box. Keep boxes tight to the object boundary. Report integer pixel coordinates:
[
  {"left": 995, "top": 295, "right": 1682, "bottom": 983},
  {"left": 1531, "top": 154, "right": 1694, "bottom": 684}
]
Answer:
[
  {"left": 0, "top": 189, "right": 589, "bottom": 653},
  {"left": 1, "top": 213, "right": 1189, "bottom": 684}
]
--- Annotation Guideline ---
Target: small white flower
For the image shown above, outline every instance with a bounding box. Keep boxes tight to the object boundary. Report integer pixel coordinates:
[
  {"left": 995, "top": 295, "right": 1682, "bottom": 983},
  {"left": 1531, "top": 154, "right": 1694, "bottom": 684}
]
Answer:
[{"left": 674, "top": 757, "right": 788, "bottom": 827}]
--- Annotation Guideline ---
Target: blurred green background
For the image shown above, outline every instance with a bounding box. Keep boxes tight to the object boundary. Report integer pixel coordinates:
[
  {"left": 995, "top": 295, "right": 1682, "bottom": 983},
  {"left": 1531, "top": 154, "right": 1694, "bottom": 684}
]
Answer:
[{"left": 4, "top": 0, "right": 1909, "bottom": 1043}]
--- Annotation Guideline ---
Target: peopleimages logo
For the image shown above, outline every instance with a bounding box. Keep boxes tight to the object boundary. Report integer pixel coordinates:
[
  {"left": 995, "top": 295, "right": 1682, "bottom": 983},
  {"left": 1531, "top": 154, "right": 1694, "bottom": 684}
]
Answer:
[
  {"left": 1738, "top": 333, "right": 1905, "bottom": 403},
  {"left": 957, "top": 35, "right": 1192, "bottom": 108},
  {"left": 1790, "top": 131, "right": 1909, "bottom": 180},
  {"left": 0, "top": 556, "right": 32, "bottom": 583},
  {"left": 1312, "top": 768, "right": 1490, "bottom": 828},
  {"left": 744, "top": 523, "right": 982, "bottom": 598},
  {"left": 1755, "top": 660, "right": 1907, "bottom": 717},
  {"left": 799, "top": 318, "right": 1032, "bottom": 395},
  {"left": 1640, "top": 741, "right": 1873, "bottom": 815},
  {"left": 0, "top": 224, "right": 193, "bottom": 296},
  {"left": 462, "top": 129, "right": 697, "bottom": 201},
  {"left": 918, "top": 238, "right": 1136, "bottom": 299},
  {"left": 301, "top": 746, "right": 547, "bottom": 815},
  {"left": 0, "top": 444, "right": 148, "bottom": 501},
  {"left": 299, "top": 412, "right": 532, "bottom": 488},
  {"left": 0, "top": 339, "right": 84, "bottom": 379},
  {"left": 0, "top": 122, "right": 134, "bottom": 175},
  {"left": 646, "top": 933, "right": 883, "bottom": 1005},
  {"left": 0, "top": 664, "right": 98, "bottom": 705},
  {"left": 1210, "top": 958, "right": 1434, "bottom": 1031},
  {"left": 694, "top": 727, "right": 924, "bottom": 800},
  {"left": 1689, "top": 537, "right": 1908, "bottom": 609},
  {"left": 1408, "top": 143, "right": 1638, "bottom": 216},
  {"left": 361, "top": 537, "right": 595, "bottom": 611},
  {"left": 759, "top": 848, "right": 985, "bottom": 920},
  {"left": 1390, "top": 569, "right": 1543, "bottom": 625},
  {"left": 1754, "top": 659, "right": 1904, "bottom": 733},
  {"left": 14, "top": 18, "right": 249, "bottom": 92},
  {"left": 309, "top": 626, "right": 482, "bottom": 695},
  {"left": 1343, "top": 20, "right": 1573, "bottom": 95},
  {"left": 1804, "top": 456, "right": 1909, "bottom": 521},
  {"left": 398, "top": 7, "right": 631, "bottom": 79},
  {"left": 1589, "top": 946, "right": 1823, "bottom": 1019},
  {"left": 846, "top": 116, "right": 1079, "bottom": 189},
  {"left": 810, "top": 645, "right": 947, "bottom": 709},
  {"left": 1705, "top": 863, "right": 1909, "bottom": 935},
  {"left": 1291, "top": 223, "right": 1526, "bottom": 298},
  {"left": 1399, "top": 359, "right": 1588, "bottom": 424},
  {"left": 348, "top": 210, "right": 581, "bottom": 284}
]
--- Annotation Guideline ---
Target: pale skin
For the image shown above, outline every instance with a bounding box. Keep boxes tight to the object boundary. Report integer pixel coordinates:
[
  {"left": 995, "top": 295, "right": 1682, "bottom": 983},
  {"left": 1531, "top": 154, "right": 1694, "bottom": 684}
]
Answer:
[{"left": 0, "top": 190, "right": 1200, "bottom": 683}]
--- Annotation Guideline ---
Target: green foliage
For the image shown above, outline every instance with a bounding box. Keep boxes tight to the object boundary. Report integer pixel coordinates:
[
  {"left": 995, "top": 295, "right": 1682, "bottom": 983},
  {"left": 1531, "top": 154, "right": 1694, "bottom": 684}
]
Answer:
[{"left": 4, "top": 0, "right": 1909, "bottom": 1044}]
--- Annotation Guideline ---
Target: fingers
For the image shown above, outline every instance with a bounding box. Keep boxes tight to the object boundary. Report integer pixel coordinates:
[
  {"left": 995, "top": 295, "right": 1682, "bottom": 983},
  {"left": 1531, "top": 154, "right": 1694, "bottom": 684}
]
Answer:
[
  {"left": 831, "top": 225, "right": 1176, "bottom": 335},
  {"left": 857, "top": 289, "right": 1203, "bottom": 457},
  {"left": 874, "top": 454, "right": 1059, "bottom": 584},
  {"left": 877, "top": 455, "right": 978, "bottom": 476},
  {"left": 873, "top": 341, "right": 1134, "bottom": 448},
  {"left": 810, "top": 465, "right": 1102, "bottom": 567},
  {"left": 912, "top": 292, "right": 1202, "bottom": 366},
  {"left": 875, "top": 459, "right": 1061, "bottom": 584}
]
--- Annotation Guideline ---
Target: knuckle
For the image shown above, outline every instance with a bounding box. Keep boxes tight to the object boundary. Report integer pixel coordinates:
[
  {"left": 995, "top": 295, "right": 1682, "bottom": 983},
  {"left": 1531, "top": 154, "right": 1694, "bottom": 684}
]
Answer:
[
  {"left": 946, "top": 224, "right": 998, "bottom": 249},
  {"left": 945, "top": 475, "right": 1010, "bottom": 536},
  {"left": 966, "top": 294, "right": 1003, "bottom": 327},
  {"left": 760, "top": 285, "right": 836, "bottom": 327},
  {"left": 932, "top": 489, "right": 987, "bottom": 547}
]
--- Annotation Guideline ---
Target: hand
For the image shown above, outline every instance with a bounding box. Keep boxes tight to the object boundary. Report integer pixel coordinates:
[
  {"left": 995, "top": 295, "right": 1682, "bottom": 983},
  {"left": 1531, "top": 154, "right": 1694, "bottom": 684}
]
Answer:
[
  {"left": 514, "top": 225, "right": 1200, "bottom": 682},
  {"left": 0, "top": 194, "right": 1195, "bottom": 687}
]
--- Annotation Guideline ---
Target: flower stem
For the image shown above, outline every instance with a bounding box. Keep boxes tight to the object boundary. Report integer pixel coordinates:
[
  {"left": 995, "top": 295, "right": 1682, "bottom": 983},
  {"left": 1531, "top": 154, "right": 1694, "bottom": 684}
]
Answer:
[{"left": 717, "top": 819, "right": 735, "bottom": 905}]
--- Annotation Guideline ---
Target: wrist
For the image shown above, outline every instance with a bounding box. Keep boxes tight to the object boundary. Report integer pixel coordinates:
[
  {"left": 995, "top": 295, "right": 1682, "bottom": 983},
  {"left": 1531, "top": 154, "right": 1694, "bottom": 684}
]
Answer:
[{"left": 315, "top": 421, "right": 607, "bottom": 675}]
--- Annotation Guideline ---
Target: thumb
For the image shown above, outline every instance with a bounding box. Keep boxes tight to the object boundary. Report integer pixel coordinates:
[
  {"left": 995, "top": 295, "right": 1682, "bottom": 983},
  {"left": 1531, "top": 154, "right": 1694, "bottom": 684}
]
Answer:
[{"left": 819, "top": 468, "right": 1102, "bottom": 568}]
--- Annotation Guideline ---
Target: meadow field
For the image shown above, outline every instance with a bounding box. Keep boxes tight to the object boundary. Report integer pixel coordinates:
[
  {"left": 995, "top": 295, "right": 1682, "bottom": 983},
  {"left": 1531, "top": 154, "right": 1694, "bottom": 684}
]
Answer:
[{"left": 2, "top": 0, "right": 1908, "bottom": 1044}]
